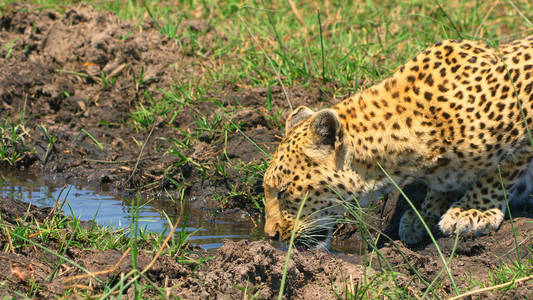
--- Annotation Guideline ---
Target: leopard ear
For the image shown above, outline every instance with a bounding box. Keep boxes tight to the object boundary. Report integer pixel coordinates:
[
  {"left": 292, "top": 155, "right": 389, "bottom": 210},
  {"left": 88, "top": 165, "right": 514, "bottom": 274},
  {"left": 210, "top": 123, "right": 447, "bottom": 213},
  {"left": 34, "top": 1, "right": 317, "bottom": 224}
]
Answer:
[
  {"left": 285, "top": 106, "right": 314, "bottom": 135},
  {"left": 309, "top": 109, "right": 342, "bottom": 148}
]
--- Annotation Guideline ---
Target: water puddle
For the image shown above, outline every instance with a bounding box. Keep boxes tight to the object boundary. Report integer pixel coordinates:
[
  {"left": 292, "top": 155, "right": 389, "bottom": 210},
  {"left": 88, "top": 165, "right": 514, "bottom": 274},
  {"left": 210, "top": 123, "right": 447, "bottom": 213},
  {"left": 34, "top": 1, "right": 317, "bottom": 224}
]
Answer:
[
  {"left": 0, "top": 171, "right": 367, "bottom": 254},
  {"left": 0, "top": 170, "right": 264, "bottom": 250}
]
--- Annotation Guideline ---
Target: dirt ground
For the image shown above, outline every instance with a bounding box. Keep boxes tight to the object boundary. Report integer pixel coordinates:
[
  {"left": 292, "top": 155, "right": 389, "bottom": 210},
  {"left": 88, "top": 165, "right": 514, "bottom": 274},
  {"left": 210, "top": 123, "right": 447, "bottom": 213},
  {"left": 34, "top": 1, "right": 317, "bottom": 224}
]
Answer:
[
  {"left": 0, "top": 4, "right": 532, "bottom": 298},
  {"left": 0, "top": 3, "right": 326, "bottom": 212},
  {"left": 1, "top": 197, "right": 532, "bottom": 298}
]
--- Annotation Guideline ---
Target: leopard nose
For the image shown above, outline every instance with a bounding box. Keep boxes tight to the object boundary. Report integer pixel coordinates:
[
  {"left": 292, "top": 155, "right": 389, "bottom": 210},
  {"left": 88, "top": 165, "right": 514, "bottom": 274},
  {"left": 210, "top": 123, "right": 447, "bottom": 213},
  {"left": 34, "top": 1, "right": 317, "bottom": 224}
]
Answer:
[{"left": 264, "top": 218, "right": 281, "bottom": 239}]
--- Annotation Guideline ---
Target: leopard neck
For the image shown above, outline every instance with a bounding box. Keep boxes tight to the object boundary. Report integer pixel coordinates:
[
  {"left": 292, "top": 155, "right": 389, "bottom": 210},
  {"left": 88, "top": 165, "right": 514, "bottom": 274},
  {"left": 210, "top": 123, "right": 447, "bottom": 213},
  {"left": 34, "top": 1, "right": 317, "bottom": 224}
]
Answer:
[{"left": 332, "top": 76, "right": 432, "bottom": 179}]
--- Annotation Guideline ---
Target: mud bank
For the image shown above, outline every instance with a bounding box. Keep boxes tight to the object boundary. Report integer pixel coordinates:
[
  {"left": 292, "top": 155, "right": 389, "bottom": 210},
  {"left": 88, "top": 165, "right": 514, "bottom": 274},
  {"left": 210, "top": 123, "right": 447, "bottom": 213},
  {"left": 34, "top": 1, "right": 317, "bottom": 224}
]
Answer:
[{"left": 1, "top": 197, "right": 532, "bottom": 298}]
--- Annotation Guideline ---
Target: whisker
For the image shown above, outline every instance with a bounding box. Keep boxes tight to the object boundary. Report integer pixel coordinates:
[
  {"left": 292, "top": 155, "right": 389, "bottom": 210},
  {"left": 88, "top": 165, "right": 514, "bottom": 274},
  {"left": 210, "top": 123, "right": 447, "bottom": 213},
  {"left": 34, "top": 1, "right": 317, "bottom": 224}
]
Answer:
[
  {"left": 285, "top": 193, "right": 387, "bottom": 250},
  {"left": 300, "top": 217, "right": 337, "bottom": 230}
]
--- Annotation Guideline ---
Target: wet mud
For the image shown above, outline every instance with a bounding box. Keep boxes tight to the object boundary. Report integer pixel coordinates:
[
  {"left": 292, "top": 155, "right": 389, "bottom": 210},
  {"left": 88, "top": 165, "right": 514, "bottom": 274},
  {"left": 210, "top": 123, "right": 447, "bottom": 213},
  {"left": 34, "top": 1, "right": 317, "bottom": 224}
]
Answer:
[{"left": 0, "top": 4, "right": 324, "bottom": 206}]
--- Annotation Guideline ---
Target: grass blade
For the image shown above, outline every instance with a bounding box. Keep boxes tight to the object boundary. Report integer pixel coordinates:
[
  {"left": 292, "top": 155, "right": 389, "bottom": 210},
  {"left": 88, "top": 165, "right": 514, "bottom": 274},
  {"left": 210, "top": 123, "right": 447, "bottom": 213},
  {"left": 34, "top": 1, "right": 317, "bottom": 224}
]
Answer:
[
  {"left": 278, "top": 193, "right": 308, "bottom": 300},
  {"left": 377, "top": 162, "right": 459, "bottom": 296}
]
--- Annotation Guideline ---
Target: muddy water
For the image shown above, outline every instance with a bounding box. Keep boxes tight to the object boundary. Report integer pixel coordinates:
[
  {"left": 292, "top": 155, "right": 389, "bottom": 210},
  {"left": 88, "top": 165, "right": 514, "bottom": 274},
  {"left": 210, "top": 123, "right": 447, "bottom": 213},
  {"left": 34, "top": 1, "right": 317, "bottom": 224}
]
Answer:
[{"left": 0, "top": 170, "right": 264, "bottom": 250}]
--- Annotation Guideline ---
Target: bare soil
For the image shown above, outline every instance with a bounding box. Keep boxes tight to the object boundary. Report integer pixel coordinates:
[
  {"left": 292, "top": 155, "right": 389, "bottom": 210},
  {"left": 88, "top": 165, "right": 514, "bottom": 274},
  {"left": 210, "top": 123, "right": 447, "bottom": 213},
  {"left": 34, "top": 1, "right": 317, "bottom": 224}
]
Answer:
[
  {"left": 0, "top": 4, "right": 532, "bottom": 298},
  {"left": 1, "top": 196, "right": 532, "bottom": 298},
  {"left": 0, "top": 3, "right": 331, "bottom": 211}
]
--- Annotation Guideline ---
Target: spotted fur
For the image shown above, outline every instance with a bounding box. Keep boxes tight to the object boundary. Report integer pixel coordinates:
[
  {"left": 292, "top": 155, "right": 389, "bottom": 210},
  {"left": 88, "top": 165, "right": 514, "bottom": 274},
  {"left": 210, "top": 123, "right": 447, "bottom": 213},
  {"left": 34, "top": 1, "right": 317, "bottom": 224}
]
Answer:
[{"left": 263, "top": 36, "right": 533, "bottom": 246}]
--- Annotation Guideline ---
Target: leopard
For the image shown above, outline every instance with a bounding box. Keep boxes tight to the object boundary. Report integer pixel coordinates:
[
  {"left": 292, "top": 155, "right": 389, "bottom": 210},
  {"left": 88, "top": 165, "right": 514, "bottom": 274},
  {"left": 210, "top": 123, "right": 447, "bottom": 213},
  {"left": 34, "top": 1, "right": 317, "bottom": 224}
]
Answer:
[{"left": 263, "top": 35, "right": 533, "bottom": 248}]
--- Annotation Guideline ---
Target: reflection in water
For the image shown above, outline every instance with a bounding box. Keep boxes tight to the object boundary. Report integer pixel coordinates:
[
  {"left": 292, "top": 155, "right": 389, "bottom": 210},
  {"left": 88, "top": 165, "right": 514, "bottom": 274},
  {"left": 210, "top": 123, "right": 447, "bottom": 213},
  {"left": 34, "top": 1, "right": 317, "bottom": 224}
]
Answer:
[{"left": 0, "top": 170, "right": 263, "bottom": 250}]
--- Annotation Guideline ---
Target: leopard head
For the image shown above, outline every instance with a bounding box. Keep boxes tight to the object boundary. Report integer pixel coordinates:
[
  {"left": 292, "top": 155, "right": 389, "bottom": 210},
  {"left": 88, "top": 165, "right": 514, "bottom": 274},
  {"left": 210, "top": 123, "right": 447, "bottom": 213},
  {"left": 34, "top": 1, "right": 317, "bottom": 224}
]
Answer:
[{"left": 263, "top": 106, "right": 381, "bottom": 249}]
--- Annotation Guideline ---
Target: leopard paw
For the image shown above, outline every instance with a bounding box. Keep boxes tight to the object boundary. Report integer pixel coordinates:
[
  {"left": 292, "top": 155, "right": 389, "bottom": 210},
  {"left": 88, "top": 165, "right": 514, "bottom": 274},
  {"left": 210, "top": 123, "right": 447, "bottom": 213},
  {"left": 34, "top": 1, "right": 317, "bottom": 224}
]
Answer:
[
  {"left": 399, "top": 210, "right": 432, "bottom": 245},
  {"left": 439, "top": 207, "right": 504, "bottom": 236}
]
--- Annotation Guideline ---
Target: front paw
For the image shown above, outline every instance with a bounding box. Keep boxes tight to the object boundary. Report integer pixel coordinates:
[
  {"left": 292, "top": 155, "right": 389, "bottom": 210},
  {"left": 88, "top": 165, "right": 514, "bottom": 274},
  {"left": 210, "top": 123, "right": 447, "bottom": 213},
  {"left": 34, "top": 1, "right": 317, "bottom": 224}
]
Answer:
[
  {"left": 399, "top": 210, "right": 432, "bottom": 245},
  {"left": 439, "top": 207, "right": 504, "bottom": 236}
]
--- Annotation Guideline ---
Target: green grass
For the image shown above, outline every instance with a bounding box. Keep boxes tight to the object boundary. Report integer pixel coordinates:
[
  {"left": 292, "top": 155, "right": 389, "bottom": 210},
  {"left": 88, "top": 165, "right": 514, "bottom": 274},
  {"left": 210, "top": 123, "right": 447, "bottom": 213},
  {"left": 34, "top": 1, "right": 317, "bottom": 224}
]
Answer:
[
  {"left": 3, "top": 0, "right": 530, "bottom": 93},
  {"left": 0, "top": 114, "right": 32, "bottom": 167},
  {"left": 83, "top": 0, "right": 532, "bottom": 208},
  {"left": 5, "top": 0, "right": 527, "bottom": 206},
  {"left": 0, "top": 189, "right": 195, "bottom": 298}
]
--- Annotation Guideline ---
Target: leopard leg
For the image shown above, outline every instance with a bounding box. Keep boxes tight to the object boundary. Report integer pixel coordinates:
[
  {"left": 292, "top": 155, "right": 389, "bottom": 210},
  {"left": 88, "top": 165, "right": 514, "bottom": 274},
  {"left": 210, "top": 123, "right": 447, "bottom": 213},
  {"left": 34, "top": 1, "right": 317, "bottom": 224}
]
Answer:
[
  {"left": 439, "top": 152, "right": 533, "bottom": 236},
  {"left": 399, "top": 189, "right": 455, "bottom": 244}
]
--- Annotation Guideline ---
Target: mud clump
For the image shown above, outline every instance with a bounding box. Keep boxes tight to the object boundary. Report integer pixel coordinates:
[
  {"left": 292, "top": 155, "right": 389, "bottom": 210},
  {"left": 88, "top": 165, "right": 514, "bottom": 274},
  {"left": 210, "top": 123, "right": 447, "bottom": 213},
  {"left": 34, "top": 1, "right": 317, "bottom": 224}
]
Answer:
[
  {"left": 175, "top": 240, "right": 373, "bottom": 299},
  {"left": 2, "top": 196, "right": 532, "bottom": 298},
  {"left": 0, "top": 197, "right": 370, "bottom": 298},
  {"left": 0, "top": 196, "right": 372, "bottom": 299},
  {"left": 0, "top": 4, "right": 181, "bottom": 186}
]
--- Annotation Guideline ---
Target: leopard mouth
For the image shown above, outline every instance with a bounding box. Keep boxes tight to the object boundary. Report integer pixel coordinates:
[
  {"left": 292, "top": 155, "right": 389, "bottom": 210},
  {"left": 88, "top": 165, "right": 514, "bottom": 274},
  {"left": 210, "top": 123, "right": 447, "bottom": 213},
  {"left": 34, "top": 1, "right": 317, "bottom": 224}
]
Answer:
[{"left": 273, "top": 227, "right": 332, "bottom": 251}]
